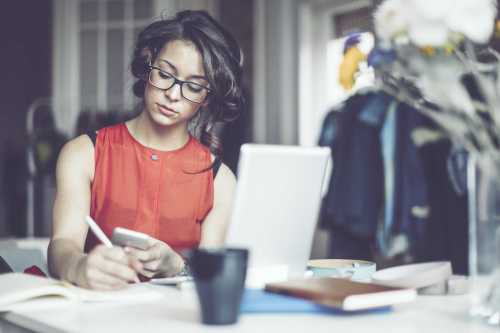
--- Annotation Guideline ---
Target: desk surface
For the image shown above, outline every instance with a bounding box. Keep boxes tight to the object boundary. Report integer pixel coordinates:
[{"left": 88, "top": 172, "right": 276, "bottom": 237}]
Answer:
[{"left": 1, "top": 283, "right": 498, "bottom": 333}]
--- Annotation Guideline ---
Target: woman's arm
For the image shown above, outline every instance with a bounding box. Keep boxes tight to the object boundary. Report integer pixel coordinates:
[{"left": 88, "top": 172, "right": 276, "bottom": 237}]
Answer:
[
  {"left": 48, "top": 135, "right": 94, "bottom": 283},
  {"left": 199, "top": 163, "right": 237, "bottom": 247},
  {"left": 48, "top": 135, "right": 141, "bottom": 289}
]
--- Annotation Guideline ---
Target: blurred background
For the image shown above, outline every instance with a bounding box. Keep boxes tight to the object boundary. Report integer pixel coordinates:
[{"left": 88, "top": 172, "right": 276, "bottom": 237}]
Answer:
[
  {"left": 0, "top": 1, "right": 371, "bottom": 233},
  {"left": 1, "top": 0, "right": 483, "bottom": 272}
]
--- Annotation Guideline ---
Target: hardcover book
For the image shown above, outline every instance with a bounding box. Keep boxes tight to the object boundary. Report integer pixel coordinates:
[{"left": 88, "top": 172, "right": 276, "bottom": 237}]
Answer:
[{"left": 265, "top": 277, "right": 417, "bottom": 311}]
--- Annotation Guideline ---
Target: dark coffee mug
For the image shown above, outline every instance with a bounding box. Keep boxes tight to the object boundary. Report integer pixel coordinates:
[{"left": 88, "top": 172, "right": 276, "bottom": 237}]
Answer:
[{"left": 189, "top": 247, "right": 248, "bottom": 325}]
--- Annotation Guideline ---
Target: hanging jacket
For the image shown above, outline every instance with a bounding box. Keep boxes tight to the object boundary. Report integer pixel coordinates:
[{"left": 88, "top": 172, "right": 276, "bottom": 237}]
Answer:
[{"left": 319, "top": 92, "right": 388, "bottom": 238}]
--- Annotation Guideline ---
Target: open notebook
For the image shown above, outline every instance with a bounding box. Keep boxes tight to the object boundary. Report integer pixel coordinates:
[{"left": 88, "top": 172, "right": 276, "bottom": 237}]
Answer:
[
  {"left": 0, "top": 273, "right": 164, "bottom": 311},
  {"left": 265, "top": 277, "right": 417, "bottom": 311}
]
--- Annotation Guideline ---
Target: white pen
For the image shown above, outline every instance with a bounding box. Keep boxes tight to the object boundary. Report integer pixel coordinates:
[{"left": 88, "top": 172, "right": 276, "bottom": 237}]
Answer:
[{"left": 85, "top": 216, "right": 113, "bottom": 248}]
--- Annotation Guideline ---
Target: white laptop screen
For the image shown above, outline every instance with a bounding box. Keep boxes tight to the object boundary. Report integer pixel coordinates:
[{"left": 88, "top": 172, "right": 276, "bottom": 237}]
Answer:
[{"left": 225, "top": 144, "right": 330, "bottom": 282}]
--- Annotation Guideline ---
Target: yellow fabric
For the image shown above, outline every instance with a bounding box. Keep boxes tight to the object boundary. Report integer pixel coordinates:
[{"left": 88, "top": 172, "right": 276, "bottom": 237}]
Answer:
[
  {"left": 339, "top": 46, "right": 367, "bottom": 91},
  {"left": 420, "top": 43, "right": 456, "bottom": 56},
  {"left": 420, "top": 46, "right": 435, "bottom": 56}
]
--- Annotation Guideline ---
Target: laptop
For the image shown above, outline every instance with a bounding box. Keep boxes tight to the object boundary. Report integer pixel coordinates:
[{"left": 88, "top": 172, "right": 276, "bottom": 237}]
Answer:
[{"left": 225, "top": 144, "right": 330, "bottom": 285}]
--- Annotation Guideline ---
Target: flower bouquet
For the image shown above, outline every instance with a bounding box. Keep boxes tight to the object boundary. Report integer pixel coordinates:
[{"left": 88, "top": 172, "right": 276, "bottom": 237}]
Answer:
[{"left": 371, "top": 0, "right": 500, "bottom": 324}]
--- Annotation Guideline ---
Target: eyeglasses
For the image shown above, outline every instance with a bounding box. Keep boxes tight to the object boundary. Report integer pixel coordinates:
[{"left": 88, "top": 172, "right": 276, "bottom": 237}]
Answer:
[{"left": 148, "top": 65, "right": 211, "bottom": 104}]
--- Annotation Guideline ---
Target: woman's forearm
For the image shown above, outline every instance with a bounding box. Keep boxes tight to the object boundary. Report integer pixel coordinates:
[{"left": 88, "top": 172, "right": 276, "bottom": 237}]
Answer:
[{"left": 48, "top": 238, "right": 86, "bottom": 284}]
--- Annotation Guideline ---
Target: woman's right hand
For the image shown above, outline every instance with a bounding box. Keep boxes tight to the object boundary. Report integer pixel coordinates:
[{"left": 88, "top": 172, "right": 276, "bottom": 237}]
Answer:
[{"left": 74, "top": 245, "right": 143, "bottom": 290}]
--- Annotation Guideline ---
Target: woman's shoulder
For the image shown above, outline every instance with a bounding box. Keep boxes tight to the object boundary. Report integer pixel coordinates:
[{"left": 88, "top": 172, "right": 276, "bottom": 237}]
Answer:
[
  {"left": 94, "top": 123, "right": 125, "bottom": 138},
  {"left": 56, "top": 134, "right": 95, "bottom": 179},
  {"left": 61, "top": 134, "right": 94, "bottom": 157},
  {"left": 86, "top": 122, "right": 130, "bottom": 147}
]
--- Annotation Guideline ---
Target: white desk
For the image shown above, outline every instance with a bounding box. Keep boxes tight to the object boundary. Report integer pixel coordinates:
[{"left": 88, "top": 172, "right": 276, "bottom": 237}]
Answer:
[{"left": 1, "top": 283, "right": 498, "bottom": 333}]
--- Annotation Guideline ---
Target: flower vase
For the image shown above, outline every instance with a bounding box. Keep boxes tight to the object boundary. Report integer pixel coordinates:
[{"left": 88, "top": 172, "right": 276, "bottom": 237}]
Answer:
[{"left": 468, "top": 156, "right": 500, "bottom": 325}]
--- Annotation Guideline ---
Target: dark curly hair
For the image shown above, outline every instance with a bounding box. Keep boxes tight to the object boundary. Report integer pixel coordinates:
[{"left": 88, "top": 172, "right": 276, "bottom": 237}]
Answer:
[{"left": 130, "top": 10, "right": 244, "bottom": 158}]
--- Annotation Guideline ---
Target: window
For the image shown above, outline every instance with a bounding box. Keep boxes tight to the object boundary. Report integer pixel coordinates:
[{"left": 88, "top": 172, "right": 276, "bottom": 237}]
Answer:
[
  {"left": 332, "top": 6, "right": 373, "bottom": 38},
  {"left": 79, "top": 0, "right": 153, "bottom": 112},
  {"left": 53, "top": 0, "right": 219, "bottom": 135}
]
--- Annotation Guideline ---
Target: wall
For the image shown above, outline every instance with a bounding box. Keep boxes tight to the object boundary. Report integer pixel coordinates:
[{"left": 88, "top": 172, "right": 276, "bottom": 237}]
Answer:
[
  {"left": 299, "top": 0, "right": 373, "bottom": 147},
  {"left": 253, "top": 0, "right": 299, "bottom": 145},
  {"left": 218, "top": 0, "right": 254, "bottom": 172},
  {"left": 0, "top": 1, "right": 52, "bottom": 237}
]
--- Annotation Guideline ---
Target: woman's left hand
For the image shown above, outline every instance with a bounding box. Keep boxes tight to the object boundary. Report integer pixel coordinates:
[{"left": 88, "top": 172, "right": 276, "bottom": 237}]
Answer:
[{"left": 124, "top": 238, "right": 184, "bottom": 278}]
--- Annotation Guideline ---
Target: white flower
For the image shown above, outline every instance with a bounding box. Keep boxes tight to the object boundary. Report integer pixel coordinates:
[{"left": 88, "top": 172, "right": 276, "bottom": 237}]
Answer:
[
  {"left": 446, "top": 0, "right": 496, "bottom": 44},
  {"left": 408, "top": 19, "right": 449, "bottom": 47},
  {"left": 374, "top": 1, "right": 500, "bottom": 185},
  {"left": 374, "top": 0, "right": 497, "bottom": 46},
  {"left": 373, "top": 0, "right": 408, "bottom": 43},
  {"left": 405, "top": 0, "right": 452, "bottom": 46},
  {"left": 410, "top": 0, "right": 454, "bottom": 21}
]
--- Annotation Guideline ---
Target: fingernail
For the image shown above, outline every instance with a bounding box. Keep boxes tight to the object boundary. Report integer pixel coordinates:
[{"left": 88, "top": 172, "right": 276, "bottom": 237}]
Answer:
[{"left": 134, "top": 275, "right": 140, "bottom": 283}]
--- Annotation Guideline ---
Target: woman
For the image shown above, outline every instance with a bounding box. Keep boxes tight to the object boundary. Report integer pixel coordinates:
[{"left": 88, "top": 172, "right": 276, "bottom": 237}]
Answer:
[{"left": 48, "top": 10, "right": 244, "bottom": 290}]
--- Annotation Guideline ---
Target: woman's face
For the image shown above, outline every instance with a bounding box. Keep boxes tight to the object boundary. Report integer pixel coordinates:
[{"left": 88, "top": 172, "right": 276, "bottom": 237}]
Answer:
[{"left": 143, "top": 39, "right": 209, "bottom": 128}]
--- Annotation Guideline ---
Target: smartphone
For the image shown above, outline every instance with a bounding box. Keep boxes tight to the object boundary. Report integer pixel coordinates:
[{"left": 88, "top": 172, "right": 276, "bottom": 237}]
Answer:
[{"left": 111, "top": 227, "right": 151, "bottom": 250}]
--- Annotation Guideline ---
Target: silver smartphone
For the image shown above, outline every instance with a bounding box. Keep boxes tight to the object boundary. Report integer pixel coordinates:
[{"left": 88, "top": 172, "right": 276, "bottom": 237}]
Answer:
[{"left": 111, "top": 227, "right": 151, "bottom": 250}]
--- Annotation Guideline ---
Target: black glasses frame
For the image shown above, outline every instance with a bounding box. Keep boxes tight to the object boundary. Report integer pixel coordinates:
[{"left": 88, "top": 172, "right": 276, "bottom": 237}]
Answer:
[{"left": 148, "top": 65, "right": 211, "bottom": 104}]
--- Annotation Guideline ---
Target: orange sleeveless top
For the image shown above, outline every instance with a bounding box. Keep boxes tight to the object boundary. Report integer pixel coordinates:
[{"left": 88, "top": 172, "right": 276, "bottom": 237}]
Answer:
[{"left": 84, "top": 123, "right": 214, "bottom": 253}]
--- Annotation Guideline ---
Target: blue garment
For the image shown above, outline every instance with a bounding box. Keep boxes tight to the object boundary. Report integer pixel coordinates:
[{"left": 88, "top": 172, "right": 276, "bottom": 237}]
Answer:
[
  {"left": 393, "top": 103, "right": 429, "bottom": 244},
  {"left": 318, "top": 91, "right": 468, "bottom": 272},
  {"left": 417, "top": 139, "right": 469, "bottom": 274},
  {"left": 319, "top": 92, "right": 388, "bottom": 239},
  {"left": 447, "top": 146, "right": 468, "bottom": 195},
  {"left": 318, "top": 92, "right": 430, "bottom": 261},
  {"left": 358, "top": 92, "right": 389, "bottom": 126},
  {"left": 378, "top": 101, "right": 397, "bottom": 255},
  {"left": 318, "top": 109, "right": 338, "bottom": 148}
]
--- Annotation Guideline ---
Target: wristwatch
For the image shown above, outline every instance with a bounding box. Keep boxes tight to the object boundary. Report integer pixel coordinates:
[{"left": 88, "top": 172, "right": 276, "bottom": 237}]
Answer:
[{"left": 178, "top": 259, "right": 191, "bottom": 277}]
